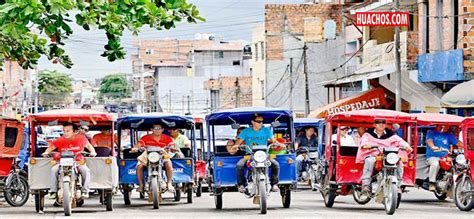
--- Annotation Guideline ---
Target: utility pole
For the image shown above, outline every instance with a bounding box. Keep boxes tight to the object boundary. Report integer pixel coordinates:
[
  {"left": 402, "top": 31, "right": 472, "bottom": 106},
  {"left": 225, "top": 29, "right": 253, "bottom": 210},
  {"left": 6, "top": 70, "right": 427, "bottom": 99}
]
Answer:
[
  {"left": 394, "top": 0, "right": 402, "bottom": 111},
  {"left": 153, "top": 67, "right": 163, "bottom": 112},
  {"left": 168, "top": 89, "right": 172, "bottom": 113},
  {"left": 303, "top": 43, "right": 310, "bottom": 117},
  {"left": 235, "top": 77, "right": 240, "bottom": 108},
  {"left": 34, "top": 69, "right": 39, "bottom": 113},
  {"left": 1, "top": 62, "right": 6, "bottom": 116},
  {"left": 289, "top": 58, "right": 293, "bottom": 112},
  {"left": 190, "top": 50, "right": 195, "bottom": 114},
  {"left": 182, "top": 95, "right": 185, "bottom": 114},
  {"left": 186, "top": 95, "right": 191, "bottom": 115}
]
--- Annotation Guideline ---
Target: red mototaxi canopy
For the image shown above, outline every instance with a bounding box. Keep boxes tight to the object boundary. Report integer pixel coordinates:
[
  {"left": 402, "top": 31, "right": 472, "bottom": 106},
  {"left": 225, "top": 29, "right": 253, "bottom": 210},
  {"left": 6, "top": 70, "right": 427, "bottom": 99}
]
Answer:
[
  {"left": 414, "top": 113, "right": 465, "bottom": 126},
  {"left": 327, "top": 109, "right": 417, "bottom": 124},
  {"left": 28, "top": 109, "right": 116, "bottom": 125}
]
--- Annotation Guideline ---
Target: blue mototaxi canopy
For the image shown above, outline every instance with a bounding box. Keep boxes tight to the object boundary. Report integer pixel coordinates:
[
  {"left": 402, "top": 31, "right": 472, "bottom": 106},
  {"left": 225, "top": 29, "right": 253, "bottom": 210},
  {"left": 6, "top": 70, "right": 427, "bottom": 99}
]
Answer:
[
  {"left": 294, "top": 118, "right": 325, "bottom": 128},
  {"left": 205, "top": 107, "right": 292, "bottom": 125},
  {"left": 117, "top": 113, "right": 194, "bottom": 129}
]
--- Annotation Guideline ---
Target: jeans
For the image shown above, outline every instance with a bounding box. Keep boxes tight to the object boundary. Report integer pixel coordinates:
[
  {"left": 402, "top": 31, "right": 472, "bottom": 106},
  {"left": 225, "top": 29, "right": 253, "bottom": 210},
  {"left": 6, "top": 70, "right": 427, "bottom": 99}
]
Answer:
[
  {"left": 427, "top": 157, "right": 441, "bottom": 183},
  {"left": 361, "top": 156, "right": 403, "bottom": 186},
  {"left": 236, "top": 158, "right": 280, "bottom": 186},
  {"left": 296, "top": 154, "right": 309, "bottom": 177},
  {"left": 50, "top": 163, "right": 91, "bottom": 193}
]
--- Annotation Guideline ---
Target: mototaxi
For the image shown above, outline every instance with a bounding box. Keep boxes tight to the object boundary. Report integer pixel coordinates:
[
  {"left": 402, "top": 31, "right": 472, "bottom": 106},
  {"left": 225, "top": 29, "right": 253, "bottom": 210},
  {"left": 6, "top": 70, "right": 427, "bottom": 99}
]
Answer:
[
  {"left": 117, "top": 113, "right": 197, "bottom": 207},
  {"left": 320, "top": 109, "right": 417, "bottom": 215},
  {"left": 28, "top": 109, "right": 118, "bottom": 215},
  {"left": 293, "top": 118, "right": 325, "bottom": 189},
  {"left": 206, "top": 107, "right": 297, "bottom": 213},
  {"left": 454, "top": 117, "right": 474, "bottom": 211},
  {"left": 412, "top": 113, "right": 464, "bottom": 200},
  {"left": 0, "top": 116, "right": 29, "bottom": 207}
]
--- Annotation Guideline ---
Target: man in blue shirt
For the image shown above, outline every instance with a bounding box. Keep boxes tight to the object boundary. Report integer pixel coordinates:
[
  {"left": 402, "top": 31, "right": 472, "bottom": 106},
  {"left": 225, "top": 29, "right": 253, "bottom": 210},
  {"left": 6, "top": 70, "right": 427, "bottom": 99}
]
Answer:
[
  {"left": 426, "top": 125, "right": 463, "bottom": 191},
  {"left": 231, "top": 114, "right": 282, "bottom": 193}
]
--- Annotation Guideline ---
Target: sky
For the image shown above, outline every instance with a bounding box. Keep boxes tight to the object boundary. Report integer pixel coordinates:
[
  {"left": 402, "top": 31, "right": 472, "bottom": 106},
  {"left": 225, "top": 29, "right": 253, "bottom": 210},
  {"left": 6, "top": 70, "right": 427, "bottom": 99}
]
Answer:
[{"left": 37, "top": 0, "right": 305, "bottom": 80}]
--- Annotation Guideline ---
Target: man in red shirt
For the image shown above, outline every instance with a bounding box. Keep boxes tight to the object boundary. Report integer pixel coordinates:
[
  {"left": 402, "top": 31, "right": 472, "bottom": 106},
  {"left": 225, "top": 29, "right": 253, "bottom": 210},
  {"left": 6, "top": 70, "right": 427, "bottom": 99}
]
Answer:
[
  {"left": 131, "top": 124, "right": 175, "bottom": 193},
  {"left": 42, "top": 122, "right": 97, "bottom": 199}
]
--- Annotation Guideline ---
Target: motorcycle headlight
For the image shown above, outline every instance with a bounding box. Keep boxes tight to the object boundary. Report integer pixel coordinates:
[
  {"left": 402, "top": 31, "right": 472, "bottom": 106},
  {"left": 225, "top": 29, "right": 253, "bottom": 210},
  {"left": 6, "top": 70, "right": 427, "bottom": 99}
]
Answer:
[
  {"left": 148, "top": 152, "right": 160, "bottom": 163},
  {"left": 309, "top": 152, "right": 318, "bottom": 159},
  {"left": 253, "top": 151, "right": 267, "bottom": 163},
  {"left": 456, "top": 154, "right": 466, "bottom": 165},
  {"left": 386, "top": 153, "right": 399, "bottom": 165}
]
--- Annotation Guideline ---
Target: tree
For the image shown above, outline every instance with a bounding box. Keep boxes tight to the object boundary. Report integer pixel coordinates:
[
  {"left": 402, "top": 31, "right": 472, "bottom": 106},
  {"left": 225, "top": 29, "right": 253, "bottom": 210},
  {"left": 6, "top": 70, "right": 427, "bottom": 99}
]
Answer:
[
  {"left": 99, "top": 73, "right": 132, "bottom": 100},
  {"left": 0, "top": 0, "right": 203, "bottom": 70},
  {"left": 38, "top": 70, "right": 73, "bottom": 107}
]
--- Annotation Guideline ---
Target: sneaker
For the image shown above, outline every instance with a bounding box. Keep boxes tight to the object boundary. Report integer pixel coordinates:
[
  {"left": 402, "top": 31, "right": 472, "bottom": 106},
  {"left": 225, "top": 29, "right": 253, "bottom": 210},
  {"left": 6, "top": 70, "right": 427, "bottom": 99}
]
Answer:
[
  {"left": 429, "top": 183, "right": 436, "bottom": 192},
  {"left": 81, "top": 192, "right": 89, "bottom": 199},
  {"left": 49, "top": 192, "right": 57, "bottom": 200},
  {"left": 238, "top": 185, "right": 246, "bottom": 193},
  {"left": 271, "top": 185, "right": 280, "bottom": 193}
]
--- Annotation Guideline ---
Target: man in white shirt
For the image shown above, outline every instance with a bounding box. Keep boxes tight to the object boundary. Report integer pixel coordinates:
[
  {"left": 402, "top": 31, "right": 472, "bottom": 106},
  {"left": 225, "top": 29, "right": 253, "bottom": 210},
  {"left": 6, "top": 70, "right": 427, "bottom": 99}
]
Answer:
[{"left": 332, "top": 126, "right": 356, "bottom": 146}]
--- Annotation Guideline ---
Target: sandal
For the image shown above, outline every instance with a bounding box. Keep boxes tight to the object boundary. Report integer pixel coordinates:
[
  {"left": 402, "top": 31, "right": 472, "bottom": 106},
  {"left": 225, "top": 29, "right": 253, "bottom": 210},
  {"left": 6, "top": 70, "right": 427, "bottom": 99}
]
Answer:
[{"left": 168, "top": 185, "right": 176, "bottom": 193}]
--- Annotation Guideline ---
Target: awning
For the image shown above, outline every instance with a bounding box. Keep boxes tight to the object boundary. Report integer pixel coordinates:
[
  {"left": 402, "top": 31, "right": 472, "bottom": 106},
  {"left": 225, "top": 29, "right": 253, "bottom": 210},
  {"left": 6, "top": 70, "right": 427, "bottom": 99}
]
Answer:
[
  {"left": 308, "top": 88, "right": 388, "bottom": 118},
  {"left": 441, "top": 80, "right": 474, "bottom": 108}
]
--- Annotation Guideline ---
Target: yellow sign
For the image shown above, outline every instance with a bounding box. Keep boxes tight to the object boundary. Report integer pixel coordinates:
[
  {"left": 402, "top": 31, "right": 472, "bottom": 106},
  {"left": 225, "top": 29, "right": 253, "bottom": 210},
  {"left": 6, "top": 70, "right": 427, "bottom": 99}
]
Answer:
[{"left": 187, "top": 68, "right": 193, "bottom": 77}]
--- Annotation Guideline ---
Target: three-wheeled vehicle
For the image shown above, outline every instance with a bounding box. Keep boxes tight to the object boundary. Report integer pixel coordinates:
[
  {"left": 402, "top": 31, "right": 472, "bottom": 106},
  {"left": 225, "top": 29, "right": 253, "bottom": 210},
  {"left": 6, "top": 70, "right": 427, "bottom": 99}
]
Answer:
[
  {"left": 28, "top": 109, "right": 118, "bottom": 216},
  {"left": 117, "top": 113, "right": 196, "bottom": 208},
  {"left": 320, "top": 109, "right": 417, "bottom": 215},
  {"left": 293, "top": 118, "right": 325, "bottom": 190},
  {"left": 0, "top": 116, "right": 29, "bottom": 207},
  {"left": 454, "top": 117, "right": 474, "bottom": 211},
  {"left": 206, "top": 107, "right": 297, "bottom": 214},
  {"left": 412, "top": 113, "right": 464, "bottom": 200}
]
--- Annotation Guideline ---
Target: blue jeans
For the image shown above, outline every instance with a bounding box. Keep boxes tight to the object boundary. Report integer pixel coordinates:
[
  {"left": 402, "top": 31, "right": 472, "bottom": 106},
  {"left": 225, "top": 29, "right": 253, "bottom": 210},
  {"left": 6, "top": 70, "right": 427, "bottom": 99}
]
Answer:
[{"left": 296, "top": 154, "right": 309, "bottom": 177}]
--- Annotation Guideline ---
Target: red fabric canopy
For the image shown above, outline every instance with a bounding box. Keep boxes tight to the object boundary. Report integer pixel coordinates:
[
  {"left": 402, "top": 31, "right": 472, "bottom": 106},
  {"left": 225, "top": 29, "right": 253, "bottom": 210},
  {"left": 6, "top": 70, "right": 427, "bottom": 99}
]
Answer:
[{"left": 414, "top": 113, "right": 464, "bottom": 126}]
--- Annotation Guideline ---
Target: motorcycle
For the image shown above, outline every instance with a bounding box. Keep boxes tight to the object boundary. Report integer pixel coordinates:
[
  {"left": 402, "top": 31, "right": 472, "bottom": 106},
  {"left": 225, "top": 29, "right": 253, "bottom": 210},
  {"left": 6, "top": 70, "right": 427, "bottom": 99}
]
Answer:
[
  {"left": 296, "top": 147, "right": 323, "bottom": 191},
  {"left": 51, "top": 151, "right": 90, "bottom": 216},
  {"left": 416, "top": 148, "right": 461, "bottom": 200},
  {"left": 353, "top": 146, "right": 404, "bottom": 215},
  {"left": 136, "top": 147, "right": 167, "bottom": 209},
  {"left": 2, "top": 159, "right": 29, "bottom": 207},
  {"left": 453, "top": 153, "right": 474, "bottom": 211},
  {"left": 240, "top": 143, "right": 279, "bottom": 214}
]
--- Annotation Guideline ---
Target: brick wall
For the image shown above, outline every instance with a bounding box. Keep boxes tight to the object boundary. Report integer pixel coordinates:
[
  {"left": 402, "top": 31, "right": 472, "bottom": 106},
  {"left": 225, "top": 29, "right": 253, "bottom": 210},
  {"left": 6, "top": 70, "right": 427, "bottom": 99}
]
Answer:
[
  {"left": 463, "top": 0, "right": 474, "bottom": 73},
  {"left": 204, "top": 76, "right": 252, "bottom": 109},
  {"left": 265, "top": 4, "right": 341, "bottom": 61},
  {"left": 407, "top": 31, "right": 419, "bottom": 69}
]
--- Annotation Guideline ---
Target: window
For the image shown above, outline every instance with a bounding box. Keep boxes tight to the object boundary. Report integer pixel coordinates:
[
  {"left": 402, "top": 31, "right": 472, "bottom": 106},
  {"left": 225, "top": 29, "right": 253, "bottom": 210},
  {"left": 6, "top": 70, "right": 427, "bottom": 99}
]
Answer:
[
  {"left": 260, "top": 41, "right": 265, "bottom": 60},
  {"left": 215, "top": 51, "right": 224, "bottom": 59},
  {"left": 233, "top": 60, "right": 240, "bottom": 66},
  {"left": 467, "top": 128, "right": 474, "bottom": 150},
  {"left": 145, "top": 49, "right": 153, "bottom": 55},
  {"left": 260, "top": 80, "right": 264, "bottom": 100},
  {"left": 5, "top": 127, "right": 18, "bottom": 148}
]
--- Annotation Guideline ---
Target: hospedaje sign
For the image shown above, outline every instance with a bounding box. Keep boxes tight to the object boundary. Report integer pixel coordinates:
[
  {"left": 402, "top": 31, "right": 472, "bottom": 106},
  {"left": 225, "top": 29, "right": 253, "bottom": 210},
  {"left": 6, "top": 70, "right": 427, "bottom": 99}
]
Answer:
[{"left": 308, "top": 88, "right": 389, "bottom": 118}]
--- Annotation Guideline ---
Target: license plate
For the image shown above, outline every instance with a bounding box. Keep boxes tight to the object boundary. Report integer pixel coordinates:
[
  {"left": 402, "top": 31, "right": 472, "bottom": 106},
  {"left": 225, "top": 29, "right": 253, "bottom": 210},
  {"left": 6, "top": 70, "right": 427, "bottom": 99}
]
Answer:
[{"left": 60, "top": 158, "right": 74, "bottom": 166}]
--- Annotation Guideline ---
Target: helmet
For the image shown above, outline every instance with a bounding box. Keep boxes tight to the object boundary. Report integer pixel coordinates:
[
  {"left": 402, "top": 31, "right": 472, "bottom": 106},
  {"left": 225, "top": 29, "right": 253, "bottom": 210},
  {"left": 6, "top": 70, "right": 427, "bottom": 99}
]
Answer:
[{"left": 439, "top": 156, "right": 453, "bottom": 171}]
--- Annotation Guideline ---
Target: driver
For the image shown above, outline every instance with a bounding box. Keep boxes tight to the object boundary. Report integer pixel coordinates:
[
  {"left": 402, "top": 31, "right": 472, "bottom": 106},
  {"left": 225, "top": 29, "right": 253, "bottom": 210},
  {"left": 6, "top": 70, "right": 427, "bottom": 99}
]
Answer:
[
  {"left": 231, "top": 114, "right": 282, "bottom": 193},
  {"left": 356, "top": 119, "right": 413, "bottom": 193},
  {"left": 425, "top": 125, "right": 463, "bottom": 191},
  {"left": 42, "top": 122, "right": 97, "bottom": 199},
  {"left": 131, "top": 124, "right": 175, "bottom": 193}
]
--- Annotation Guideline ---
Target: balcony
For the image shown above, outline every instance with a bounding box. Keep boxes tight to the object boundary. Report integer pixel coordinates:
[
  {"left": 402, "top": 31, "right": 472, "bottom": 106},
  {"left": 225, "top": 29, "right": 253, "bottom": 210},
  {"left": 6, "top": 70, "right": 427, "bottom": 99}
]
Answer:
[{"left": 417, "top": 49, "right": 465, "bottom": 83}]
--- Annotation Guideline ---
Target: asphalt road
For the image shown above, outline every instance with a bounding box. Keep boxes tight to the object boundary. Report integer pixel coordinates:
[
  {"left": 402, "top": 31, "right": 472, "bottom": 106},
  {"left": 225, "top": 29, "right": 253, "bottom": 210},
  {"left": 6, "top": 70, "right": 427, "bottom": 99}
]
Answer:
[{"left": 0, "top": 184, "right": 472, "bottom": 218}]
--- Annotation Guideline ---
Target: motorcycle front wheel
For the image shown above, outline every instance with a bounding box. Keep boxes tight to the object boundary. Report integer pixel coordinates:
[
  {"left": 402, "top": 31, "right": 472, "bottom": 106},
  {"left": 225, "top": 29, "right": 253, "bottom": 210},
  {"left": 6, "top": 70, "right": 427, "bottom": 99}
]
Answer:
[
  {"left": 151, "top": 177, "right": 160, "bottom": 209},
  {"left": 454, "top": 176, "right": 474, "bottom": 211},
  {"left": 259, "top": 181, "right": 267, "bottom": 214},
  {"left": 4, "top": 174, "right": 29, "bottom": 207},
  {"left": 63, "top": 182, "right": 72, "bottom": 216},
  {"left": 384, "top": 183, "right": 397, "bottom": 215}
]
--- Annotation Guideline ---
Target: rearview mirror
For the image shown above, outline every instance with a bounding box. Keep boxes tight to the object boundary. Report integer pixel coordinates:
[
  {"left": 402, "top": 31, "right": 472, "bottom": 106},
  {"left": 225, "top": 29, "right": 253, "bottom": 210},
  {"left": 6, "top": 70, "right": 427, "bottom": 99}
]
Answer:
[
  {"left": 231, "top": 123, "right": 241, "bottom": 129},
  {"left": 271, "top": 121, "right": 280, "bottom": 127}
]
